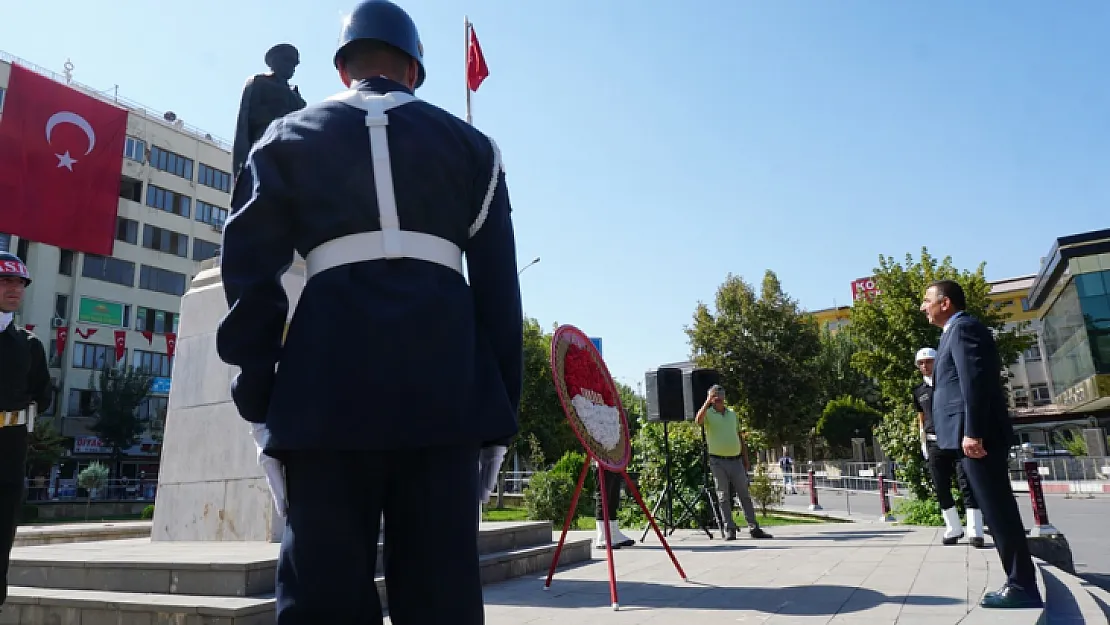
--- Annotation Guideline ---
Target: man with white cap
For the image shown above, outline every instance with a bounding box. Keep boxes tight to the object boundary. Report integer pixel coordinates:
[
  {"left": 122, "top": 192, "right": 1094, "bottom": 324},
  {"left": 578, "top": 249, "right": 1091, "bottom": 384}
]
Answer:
[{"left": 913, "top": 347, "right": 985, "bottom": 548}]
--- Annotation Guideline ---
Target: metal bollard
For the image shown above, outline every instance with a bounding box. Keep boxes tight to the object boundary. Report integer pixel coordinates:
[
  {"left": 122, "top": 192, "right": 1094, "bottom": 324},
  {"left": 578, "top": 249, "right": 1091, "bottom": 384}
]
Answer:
[
  {"left": 808, "top": 469, "right": 822, "bottom": 511},
  {"left": 878, "top": 474, "right": 894, "bottom": 521},
  {"left": 1023, "top": 460, "right": 1059, "bottom": 536}
]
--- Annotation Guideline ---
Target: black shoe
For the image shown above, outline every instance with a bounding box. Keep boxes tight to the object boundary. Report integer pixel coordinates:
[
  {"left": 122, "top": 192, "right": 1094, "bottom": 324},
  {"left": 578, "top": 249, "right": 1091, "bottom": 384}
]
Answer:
[
  {"left": 942, "top": 533, "right": 965, "bottom": 546},
  {"left": 980, "top": 584, "right": 1043, "bottom": 609},
  {"left": 750, "top": 527, "right": 772, "bottom": 539},
  {"left": 726, "top": 528, "right": 737, "bottom": 541},
  {"left": 970, "top": 537, "right": 986, "bottom": 549}
]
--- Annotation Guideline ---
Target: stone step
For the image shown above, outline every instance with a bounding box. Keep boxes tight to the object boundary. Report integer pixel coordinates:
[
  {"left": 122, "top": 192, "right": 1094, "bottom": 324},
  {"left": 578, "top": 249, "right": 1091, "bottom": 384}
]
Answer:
[
  {"left": 2, "top": 537, "right": 594, "bottom": 625},
  {"left": 13, "top": 520, "right": 152, "bottom": 547},
  {"left": 8, "top": 521, "right": 561, "bottom": 597},
  {"left": 1037, "top": 562, "right": 1105, "bottom": 624}
]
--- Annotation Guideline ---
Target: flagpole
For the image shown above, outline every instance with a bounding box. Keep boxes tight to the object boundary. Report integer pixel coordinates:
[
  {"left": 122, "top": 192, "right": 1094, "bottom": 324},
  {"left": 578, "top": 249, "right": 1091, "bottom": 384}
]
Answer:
[{"left": 464, "top": 15, "right": 473, "bottom": 124}]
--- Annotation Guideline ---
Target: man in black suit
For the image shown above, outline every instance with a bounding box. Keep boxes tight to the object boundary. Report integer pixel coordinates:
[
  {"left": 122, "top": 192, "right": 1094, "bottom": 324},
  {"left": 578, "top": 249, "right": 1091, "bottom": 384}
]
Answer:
[{"left": 922, "top": 280, "right": 1041, "bottom": 609}]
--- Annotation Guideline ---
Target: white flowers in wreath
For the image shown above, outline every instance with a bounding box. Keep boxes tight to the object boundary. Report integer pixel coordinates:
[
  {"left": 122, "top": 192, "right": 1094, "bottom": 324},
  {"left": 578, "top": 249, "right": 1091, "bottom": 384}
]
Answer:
[{"left": 571, "top": 388, "right": 622, "bottom": 451}]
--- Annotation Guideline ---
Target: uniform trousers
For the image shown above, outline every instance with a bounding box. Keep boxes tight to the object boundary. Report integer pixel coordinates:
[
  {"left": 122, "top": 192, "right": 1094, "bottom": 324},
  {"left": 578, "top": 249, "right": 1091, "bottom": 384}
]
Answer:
[
  {"left": 274, "top": 444, "right": 482, "bottom": 625},
  {"left": 593, "top": 466, "right": 623, "bottom": 521},
  {"left": 960, "top": 447, "right": 1039, "bottom": 596},
  {"left": 708, "top": 455, "right": 758, "bottom": 530},
  {"left": 926, "top": 442, "right": 978, "bottom": 510},
  {"left": 0, "top": 426, "right": 27, "bottom": 608}
]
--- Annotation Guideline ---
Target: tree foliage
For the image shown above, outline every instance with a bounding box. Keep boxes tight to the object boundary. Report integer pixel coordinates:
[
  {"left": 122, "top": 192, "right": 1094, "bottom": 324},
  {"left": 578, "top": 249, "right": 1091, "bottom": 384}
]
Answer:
[
  {"left": 88, "top": 365, "right": 155, "bottom": 464},
  {"left": 26, "top": 418, "right": 67, "bottom": 476},
  {"left": 816, "top": 396, "right": 883, "bottom": 456},
  {"left": 848, "top": 248, "right": 1032, "bottom": 499},
  {"left": 686, "top": 270, "right": 825, "bottom": 447},
  {"left": 816, "top": 327, "right": 881, "bottom": 409}
]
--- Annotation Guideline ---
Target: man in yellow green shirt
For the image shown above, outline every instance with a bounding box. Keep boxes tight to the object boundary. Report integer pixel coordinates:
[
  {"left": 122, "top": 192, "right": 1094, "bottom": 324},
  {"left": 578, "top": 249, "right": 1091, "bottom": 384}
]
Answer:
[{"left": 695, "top": 385, "right": 771, "bottom": 541}]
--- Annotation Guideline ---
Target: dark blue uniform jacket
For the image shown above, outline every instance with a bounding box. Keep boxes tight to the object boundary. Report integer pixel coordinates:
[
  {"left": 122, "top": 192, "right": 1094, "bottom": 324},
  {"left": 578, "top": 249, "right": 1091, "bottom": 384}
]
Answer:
[{"left": 216, "top": 77, "right": 523, "bottom": 453}]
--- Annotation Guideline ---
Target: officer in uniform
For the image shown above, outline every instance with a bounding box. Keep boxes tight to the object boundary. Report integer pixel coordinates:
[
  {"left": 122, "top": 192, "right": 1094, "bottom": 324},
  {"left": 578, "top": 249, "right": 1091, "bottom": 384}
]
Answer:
[
  {"left": 0, "top": 252, "right": 52, "bottom": 613},
  {"left": 215, "top": 1, "right": 523, "bottom": 623},
  {"left": 913, "top": 347, "right": 984, "bottom": 548}
]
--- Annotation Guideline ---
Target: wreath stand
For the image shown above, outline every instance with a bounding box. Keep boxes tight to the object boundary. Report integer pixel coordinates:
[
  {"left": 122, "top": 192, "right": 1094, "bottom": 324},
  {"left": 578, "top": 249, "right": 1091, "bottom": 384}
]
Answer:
[{"left": 543, "top": 325, "right": 687, "bottom": 611}]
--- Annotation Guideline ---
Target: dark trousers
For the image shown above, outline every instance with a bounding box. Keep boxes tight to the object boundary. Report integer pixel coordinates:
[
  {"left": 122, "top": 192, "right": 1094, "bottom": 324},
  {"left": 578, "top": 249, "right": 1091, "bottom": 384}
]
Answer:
[
  {"left": 274, "top": 444, "right": 482, "bottom": 625},
  {"left": 593, "top": 466, "right": 622, "bottom": 521},
  {"left": 927, "top": 442, "right": 978, "bottom": 510},
  {"left": 0, "top": 426, "right": 27, "bottom": 608},
  {"left": 961, "top": 451, "right": 1039, "bottom": 596}
]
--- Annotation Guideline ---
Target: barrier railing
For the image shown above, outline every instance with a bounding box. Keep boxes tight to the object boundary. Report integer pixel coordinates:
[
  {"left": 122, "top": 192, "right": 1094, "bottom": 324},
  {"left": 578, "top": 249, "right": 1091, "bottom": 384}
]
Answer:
[{"left": 24, "top": 478, "right": 157, "bottom": 503}]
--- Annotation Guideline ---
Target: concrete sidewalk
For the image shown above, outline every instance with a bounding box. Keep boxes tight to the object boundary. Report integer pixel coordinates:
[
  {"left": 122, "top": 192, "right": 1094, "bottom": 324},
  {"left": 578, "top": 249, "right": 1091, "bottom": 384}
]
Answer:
[{"left": 392, "top": 523, "right": 1042, "bottom": 624}]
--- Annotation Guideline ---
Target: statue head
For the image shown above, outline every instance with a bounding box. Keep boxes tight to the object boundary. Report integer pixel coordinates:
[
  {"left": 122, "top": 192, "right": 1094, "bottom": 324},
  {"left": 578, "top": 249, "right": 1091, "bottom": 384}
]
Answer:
[{"left": 265, "top": 44, "right": 300, "bottom": 81}]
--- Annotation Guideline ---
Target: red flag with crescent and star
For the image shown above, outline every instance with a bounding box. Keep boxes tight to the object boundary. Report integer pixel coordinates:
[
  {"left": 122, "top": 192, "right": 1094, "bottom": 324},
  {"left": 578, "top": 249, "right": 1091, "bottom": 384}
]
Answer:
[
  {"left": 467, "top": 26, "right": 490, "bottom": 92},
  {"left": 113, "top": 329, "right": 127, "bottom": 361},
  {"left": 0, "top": 64, "right": 128, "bottom": 256}
]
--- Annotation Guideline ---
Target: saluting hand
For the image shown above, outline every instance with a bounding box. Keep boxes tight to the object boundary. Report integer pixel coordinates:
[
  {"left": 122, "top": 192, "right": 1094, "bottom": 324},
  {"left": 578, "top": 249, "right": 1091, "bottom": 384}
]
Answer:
[{"left": 962, "top": 436, "right": 986, "bottom": 459}]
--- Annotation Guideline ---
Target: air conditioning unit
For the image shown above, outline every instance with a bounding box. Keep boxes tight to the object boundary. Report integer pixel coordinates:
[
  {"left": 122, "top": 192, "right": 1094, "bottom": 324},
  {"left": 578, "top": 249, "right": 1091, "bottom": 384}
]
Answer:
[{"left": 51, "top": 317, "right": 66, "bottom": 328}]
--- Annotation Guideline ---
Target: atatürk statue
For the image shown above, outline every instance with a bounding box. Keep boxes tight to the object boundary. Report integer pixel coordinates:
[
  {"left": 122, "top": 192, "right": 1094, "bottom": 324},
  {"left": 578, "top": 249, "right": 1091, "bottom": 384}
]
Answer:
[{"left": 232, "top": 44, "right": 307, "bottom": 180}]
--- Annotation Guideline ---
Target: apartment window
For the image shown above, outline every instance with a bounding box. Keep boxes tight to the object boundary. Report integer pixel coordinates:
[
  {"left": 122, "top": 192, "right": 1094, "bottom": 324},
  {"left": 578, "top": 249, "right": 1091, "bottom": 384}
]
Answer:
[
  {"left": 58, "top": 249, "right": 74, "bottom": 275},
  {"left": 139, "top": 265, "right": 187, "bottom": 296},
  {"left": 135, "top": 307, "right": 179, "bottom": 334},
  {"left": 1021, "top": 297, "right": 1031, "bottom": 312},
  {"left": 117, "top": 218, "right": 139, "bottom": 245},
  {"left": 0, "top": 233, "right": 9, "bottom": 252},
  {"left": 1023, "top": 342, "right": 1042, "bottom": 362},
  {"left": 196, "top": 200, "right": 228, "bottom": 228},
  {"left": 54, "top": 294, "right": 69, "bottom": 320},
  {"left": 136, "top": 396, "right": 169, "bottom": 422},
  {"left": 198, "top": 164, "right": 232, "bottom": 193},
  {"left": 133, "top": 349, "right": 173, "bottom": 377},
  {"left": 71, "top": 341, "right": 117, "bottom": 370},
  {"left": 1013, "top": 386, "right": 1029, "bottom": 409},
  {"left": 66, "top": 389, "right": 100, "bottom": 417},
  {"left": 146, "top": 185, "right": 191, "bottom": 218},
  {"left": 1030, "top": 384, "right": 1052, "bottom": 406},
  {"left": 81, "top": 254, "right": 135, "bottom": 287},
  {"left": 47, "top": 340, "right": 62, "bottom": 368},
  {"left": 119, "top": 175, "right": 143, "bottom": 203},
  {"left": 192, "top": 239, "right": 220, "bottom": 262},
  {"left": 142, "top": 224, "right": 189, "bottom": 257},
  {"left": 149, "top": 146, "right": 194, "bottom": 181},
  {"left": 123, "top": 137, "right": 146, "bottom": 163}
]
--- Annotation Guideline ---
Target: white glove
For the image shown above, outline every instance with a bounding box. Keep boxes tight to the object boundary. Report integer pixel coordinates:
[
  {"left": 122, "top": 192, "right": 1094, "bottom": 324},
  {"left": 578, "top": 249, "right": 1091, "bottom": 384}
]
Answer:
[
  {"left": 921, "top": 441, "right": 929, "bottom": 460},
  {"left": 478, "top": 446, "right": 508, "bottom": 504},
  {"left": 250, "top": 423, "right": 287, "bottom": 518}
]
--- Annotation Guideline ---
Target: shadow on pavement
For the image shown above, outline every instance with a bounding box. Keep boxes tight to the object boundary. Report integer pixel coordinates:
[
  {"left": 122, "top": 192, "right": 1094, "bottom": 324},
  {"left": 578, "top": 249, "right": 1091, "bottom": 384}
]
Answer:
[{"left": 491, "top": 580, "right": 964, "bottom": 614}]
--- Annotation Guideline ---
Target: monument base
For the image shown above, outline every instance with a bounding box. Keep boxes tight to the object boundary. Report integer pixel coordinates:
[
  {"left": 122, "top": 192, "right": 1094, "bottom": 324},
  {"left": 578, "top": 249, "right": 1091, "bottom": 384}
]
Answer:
[{"left": 151, "top": 259, "right": 307, "bottom": 543}]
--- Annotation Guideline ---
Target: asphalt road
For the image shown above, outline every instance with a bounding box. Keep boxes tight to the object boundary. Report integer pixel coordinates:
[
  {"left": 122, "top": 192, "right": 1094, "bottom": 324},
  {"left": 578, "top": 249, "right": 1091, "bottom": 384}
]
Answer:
[{"left": 782, "top": 491, "right": 1110, "bottom": 589}]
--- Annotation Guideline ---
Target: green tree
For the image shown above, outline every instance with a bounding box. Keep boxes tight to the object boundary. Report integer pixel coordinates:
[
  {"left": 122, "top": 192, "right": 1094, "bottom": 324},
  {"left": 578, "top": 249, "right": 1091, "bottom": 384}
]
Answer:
[
  {"left": 816, "top": 327, "right": 881, "bottom": 409},
  {"left": 849, "top": 248, "right": 1031, "bottom": 499},
  {"left": 517, "top": 317, "right": 577, "bottom": 466},
  {"left": 816, "top": 396, "right": 883, "bottom": 457},
  {"left": 88, "top": 365, "right": 155, "bottom": 473},
  {"left": 686, "top": 270, "right": 825, "bottom": 448},
  {"left": 26, "top": 418, "right": 67, "bottom": 478}
]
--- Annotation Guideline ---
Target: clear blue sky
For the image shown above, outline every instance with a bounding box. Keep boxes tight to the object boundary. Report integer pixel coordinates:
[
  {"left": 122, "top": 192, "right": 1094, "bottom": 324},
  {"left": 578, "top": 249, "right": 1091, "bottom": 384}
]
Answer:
[{"left": 3, "top": 1, "right": 1108, "bottom": 390}]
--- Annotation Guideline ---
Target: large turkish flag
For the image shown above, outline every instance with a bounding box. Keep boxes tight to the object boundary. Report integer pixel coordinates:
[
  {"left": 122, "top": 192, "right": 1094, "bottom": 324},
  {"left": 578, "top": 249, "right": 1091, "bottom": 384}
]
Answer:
[{"left": 0, "top": 64, "right": 128, "bottom": 256}]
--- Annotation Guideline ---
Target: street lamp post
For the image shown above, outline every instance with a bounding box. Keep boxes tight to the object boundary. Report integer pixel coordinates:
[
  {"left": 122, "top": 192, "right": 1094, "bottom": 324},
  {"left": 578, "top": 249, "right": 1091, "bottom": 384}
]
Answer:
[{"left": 518, "top": 256, "right": 540, "bottom": 276}]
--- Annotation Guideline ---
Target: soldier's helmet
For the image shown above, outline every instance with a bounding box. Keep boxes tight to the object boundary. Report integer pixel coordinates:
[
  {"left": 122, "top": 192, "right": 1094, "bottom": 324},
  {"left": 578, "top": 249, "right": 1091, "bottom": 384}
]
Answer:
[
  {"left": 335, "top": 0, "right": 426, "bottom": 89},
  {"left": 0, "top": 251, "right": 31, "bottom": 286}
]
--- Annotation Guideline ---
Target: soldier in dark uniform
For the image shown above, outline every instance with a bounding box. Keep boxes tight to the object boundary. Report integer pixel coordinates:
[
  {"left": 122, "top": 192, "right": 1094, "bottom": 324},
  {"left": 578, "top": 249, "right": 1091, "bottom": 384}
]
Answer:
[
  {"left": 231, "top": 43, "right": 307, "bottom": 179},
  {"left": 215, "top": 1, "right": 523, "bottom": 623},
  {"left": 0, "top": 252, "right": 52, "bottom": 613},
  {"left": 913, "top": 347, "right": 984, "bottom": 548}
]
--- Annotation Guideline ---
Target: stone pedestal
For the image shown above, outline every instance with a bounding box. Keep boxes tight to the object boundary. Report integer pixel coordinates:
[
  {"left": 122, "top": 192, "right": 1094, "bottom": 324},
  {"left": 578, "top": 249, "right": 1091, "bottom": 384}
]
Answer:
[{"left": 151, "top": 257, "right": 307, "bottom": 542}]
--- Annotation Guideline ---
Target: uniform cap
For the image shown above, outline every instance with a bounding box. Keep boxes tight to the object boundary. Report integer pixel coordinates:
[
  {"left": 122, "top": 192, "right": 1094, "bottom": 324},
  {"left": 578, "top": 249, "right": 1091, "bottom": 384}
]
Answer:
[
  {"left": 335, "top": 0, "right": 426, "bottom": 88},
  {"left": 915, "top": 347, "right": 937, "bottom": 363},
  {"left": 0, "top": 251, "right": 31, "bottom": 286}
]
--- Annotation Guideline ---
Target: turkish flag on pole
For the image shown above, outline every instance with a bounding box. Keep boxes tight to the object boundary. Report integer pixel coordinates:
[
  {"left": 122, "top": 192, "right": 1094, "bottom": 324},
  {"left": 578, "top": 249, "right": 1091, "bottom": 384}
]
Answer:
[
  {"left": 164, "top": 332, "right": 177, "bottom": 358},
  {"left": 55, "top": 327, "right": 68, "bottom": 357},
  {"left": 467, "top": 26, "right": 490, "bottom": 92},
  {"left": 0, "top": 64, "right": 128, "bottom": 256},
  {"left": 113, "top": 330, "right": 127, "bottom": 362}
]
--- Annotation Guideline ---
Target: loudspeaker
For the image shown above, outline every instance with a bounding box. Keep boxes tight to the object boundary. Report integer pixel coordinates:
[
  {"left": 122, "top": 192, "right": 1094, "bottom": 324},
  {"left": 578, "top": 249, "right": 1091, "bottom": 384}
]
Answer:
[
  {"left": 645, "top": 367, "right": 685, "bottom": 422},
  {"left": 683, "top": 368, "right": 721, "bottom": 420}
]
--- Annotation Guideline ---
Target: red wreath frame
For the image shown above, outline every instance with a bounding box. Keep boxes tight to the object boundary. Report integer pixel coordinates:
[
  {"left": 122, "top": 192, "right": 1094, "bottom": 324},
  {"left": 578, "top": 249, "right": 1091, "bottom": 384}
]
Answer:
[{"left": 543, "top": 324, "right": 686, "bottom": 610}]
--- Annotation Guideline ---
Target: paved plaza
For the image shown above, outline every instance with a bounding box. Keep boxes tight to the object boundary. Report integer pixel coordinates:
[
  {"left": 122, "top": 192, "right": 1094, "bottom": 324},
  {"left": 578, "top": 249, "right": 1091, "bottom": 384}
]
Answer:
[{"left": 387, "top": 523, "right": 1040, "bottom": 625}]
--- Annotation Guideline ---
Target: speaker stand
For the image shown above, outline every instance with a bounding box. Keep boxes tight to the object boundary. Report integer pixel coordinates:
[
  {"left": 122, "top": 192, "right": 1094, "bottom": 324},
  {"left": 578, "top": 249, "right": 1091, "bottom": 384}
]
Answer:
[{"left": 640, "top": 421, "right": 713, "bottom": 541}]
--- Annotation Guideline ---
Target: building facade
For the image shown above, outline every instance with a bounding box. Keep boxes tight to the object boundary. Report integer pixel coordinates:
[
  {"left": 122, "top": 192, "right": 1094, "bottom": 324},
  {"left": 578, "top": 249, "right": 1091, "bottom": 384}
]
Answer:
[{"left": 0, "top": 53, "right": 232, "bottom": 487}]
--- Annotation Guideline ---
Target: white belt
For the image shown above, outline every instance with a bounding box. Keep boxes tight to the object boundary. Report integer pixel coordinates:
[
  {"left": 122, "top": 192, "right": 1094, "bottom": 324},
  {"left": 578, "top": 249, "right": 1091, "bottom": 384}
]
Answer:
[
  {"left": 305, "top": 88, "right": 504, "bottom": 279},
  {"left": 1, "top": 405, "right": 34, "bottom": 431},
  {"left": 926, "top": 434, "right": 937, "bottom": 441}
]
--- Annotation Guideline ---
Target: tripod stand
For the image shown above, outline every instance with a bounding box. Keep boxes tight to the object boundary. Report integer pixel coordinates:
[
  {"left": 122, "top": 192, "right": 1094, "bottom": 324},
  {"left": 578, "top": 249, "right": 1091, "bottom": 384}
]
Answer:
[{"left": 640, "top": 420, "right": 713, "bottom": 540}]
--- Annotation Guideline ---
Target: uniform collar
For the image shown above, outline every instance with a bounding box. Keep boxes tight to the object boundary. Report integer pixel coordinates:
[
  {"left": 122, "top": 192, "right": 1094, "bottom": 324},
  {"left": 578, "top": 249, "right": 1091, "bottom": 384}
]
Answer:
[
  {"left": 0, "top": 312, "right": 12, "bottom": 333},
  {"left": 354, "top": 77, "right": 414, "bottom": 96}
]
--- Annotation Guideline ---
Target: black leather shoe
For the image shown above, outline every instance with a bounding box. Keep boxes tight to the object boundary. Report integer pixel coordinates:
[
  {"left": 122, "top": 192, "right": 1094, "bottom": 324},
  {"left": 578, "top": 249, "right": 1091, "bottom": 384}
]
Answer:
[
  {"left": 980, "top": 584, "right": 1043, "bottom": 609},
  {"left": 942, "top": 533, "right": 964, "bottom": 545},
  {"left": 726, "top": 528, "right": 737, "bottom": 541},
  {"left": 970, "top": 537, "right": 986, "bottom": 549},
  {"left": 750, "top": 527, "right": 773, "bottom": 539}
]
